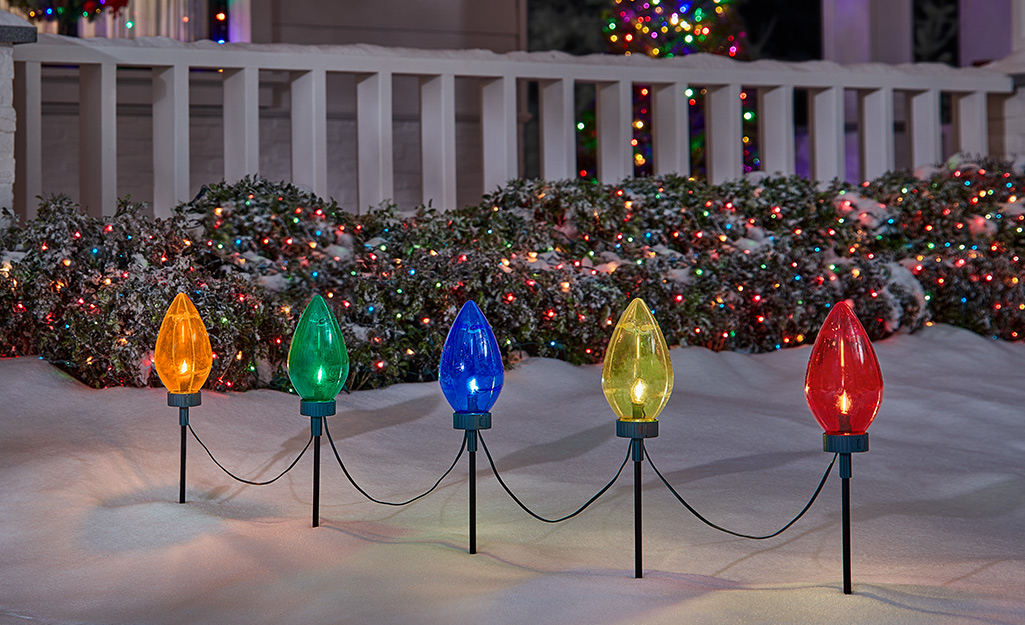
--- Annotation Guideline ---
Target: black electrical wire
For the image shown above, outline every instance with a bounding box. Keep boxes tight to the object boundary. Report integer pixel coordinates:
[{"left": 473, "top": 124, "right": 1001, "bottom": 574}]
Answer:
[
  {"left": 478, "top": 432, "right": 631, "bottom": 524},
  {"left": 323, "top": 418, "right": 465, "bottom": 506},
  {"left": 646, "top": 447, "right": 837, "bottom": 539},
  {"left": 188, "top": 423, "right": 313, "bottom": 486}
]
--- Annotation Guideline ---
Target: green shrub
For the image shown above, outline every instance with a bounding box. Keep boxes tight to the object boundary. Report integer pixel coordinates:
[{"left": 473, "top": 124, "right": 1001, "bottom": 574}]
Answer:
[{"left": 3, "top": 158, "right": 1023, "bottom": 392}]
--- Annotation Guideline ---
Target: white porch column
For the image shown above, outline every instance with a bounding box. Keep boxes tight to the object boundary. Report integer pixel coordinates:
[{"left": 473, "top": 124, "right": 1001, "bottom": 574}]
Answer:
[
  {"left": 356, "top": 70, "right": 394, "bottom": 211},
  {"left": 758, "top": 85, "right": 795, "bottom": 176},
  {"left": 79, "top": 63, "right": 118, "bottom": 217},
  {"left": 153, "top": 64, "right": 190, "bottom": 217},
  {"left": 652, "top": 82, "right": 689, "bottom": 176},
  {"left": 705, "top": 83, "right": 742, "bottom": 184},
  {"left": 420, "top": 73, "right": 457, "bottom": 209},
  {"left": 227, "top": 0, "right": 251, "bottom": 42},
  {"left": 1013, "top": 0, "right": 1025, "bottom": 53}
]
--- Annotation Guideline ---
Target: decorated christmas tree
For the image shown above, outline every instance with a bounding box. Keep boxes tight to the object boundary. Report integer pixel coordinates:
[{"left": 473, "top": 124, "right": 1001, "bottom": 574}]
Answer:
[
  {"left": 603, "top": 0, "right": 745, "bottom": 59},
  {"left": 7, "top": 0, "right": 130, "bottom": 36},
  {"left": 592, "top": 0, "right": 757, "bottom": 177}
]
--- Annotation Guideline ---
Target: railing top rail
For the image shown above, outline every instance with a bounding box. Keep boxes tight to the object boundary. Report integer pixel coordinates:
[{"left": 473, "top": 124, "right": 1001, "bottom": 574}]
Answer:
[{"left": 13, "top": 34, "right": 1014, "bottom": 94}]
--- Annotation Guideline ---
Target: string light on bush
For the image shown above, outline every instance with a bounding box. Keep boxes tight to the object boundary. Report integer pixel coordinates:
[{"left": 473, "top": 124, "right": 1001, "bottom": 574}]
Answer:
[{"left": 154, "top": 293, "right": 213, "bottom": 504}]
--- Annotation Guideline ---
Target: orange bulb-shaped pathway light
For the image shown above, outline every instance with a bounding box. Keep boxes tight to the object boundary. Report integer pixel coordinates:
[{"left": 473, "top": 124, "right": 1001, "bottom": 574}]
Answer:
[
  {"left": 154, "top": 292, "right": 213, "bottom": 503},
  {"left": 805, "top": 301, "right": 884, "bottom": 595},
  {"left": 601, "top": 298, "right": 674, "bottom": 578}
]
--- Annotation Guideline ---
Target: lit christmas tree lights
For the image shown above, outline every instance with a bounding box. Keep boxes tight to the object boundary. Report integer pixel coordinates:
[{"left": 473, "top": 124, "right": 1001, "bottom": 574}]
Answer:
[
  {"left": 596, "top": 0, "right": 756, "bottom": 177},
  {"left": 603, "top": 0, "right": 745, "bottom": 59}
]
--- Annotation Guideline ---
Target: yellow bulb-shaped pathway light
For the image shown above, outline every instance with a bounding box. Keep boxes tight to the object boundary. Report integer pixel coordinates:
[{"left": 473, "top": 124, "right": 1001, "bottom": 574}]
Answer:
[
  {"left": 154, "top": 293, "right": 213, "bottom": 503},
  {"left": 601, "top": 298, "right": 673, "bottom": 578}
]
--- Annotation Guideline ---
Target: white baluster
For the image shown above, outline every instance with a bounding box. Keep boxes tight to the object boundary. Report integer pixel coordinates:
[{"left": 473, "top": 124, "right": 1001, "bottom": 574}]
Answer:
[
  {"left": 356, "top": 70, "right": 394, "bottom": 211},
  {"left": 481, "top": 75, "right": 517, "bottom": 192},
  {"left": 153, "top": 64, "right": 190, "bottom": 217},
  {"left": 652, "top": 81, "right": 689, "bottom": 176},
  {"left": 222, "top": 66, "right": 260, "bottom": 183},
  {"left": 539, "top": 78, "right": 574, "bottom": 180},
  {"left": 953, "top": 90, "right": 988, "bottom": 156},
  {"left": 290, "top": 68, "right": 328, "bottom": 199},
  {"left": 858, "top": 86, "right": 894, "bottom": 181},
  {"left": 79, "top": 63, "right": 117, "bottom": 217},
  {"left": 758, "top": 85, "right": 795, "bottom": 176},
  {"left": 597, "top": 79, "right": 632, "bottom": 183},
  {"left": 420, "top": 73, "right": 457, "bottom": 209},
  {"left": 809, "top": 86, "right": 845, "bottom": 181},
  {"left": 706, "top": 83, "right": 742, "bottom": 184},
  {"left": 908, "top": 88, "right": 941, "bottom": 169}
]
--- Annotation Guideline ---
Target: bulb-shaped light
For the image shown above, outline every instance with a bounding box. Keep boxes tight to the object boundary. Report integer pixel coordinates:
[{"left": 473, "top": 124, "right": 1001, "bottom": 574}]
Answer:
[
  {"left": 805, "top": 301, "right": 883, "bottom": 435},
  {"left": 155, "top": 293, "right": 213, "bottom": 394},
  {"left": 601, "top": 298, "right": 673, "bottom": 421},
  {"left": 287, "top": 295, "right": 349, "bottom": 402},
  {"left": 439, "top": 301, "right": 504, "bottom": 413}
]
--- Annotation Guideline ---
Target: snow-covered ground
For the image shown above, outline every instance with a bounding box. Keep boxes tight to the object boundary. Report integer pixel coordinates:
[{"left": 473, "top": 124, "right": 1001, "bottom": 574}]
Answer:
[{"left": 1, "top": 324, "right": 1023, "bottom": 625}]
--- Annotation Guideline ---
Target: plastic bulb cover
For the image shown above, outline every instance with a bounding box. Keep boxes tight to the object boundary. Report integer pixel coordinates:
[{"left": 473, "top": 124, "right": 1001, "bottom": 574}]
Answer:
[
  {"left": 154, "top": 292, "right": 213, "bottom": 394},
  {"left": 601, "top": 298, "right": 673, "bottom": 421},
  {"left": 287, "top": 295, "right": 349, "bottom": 402},
  {"left": 439, "top": 300, "right": 504, "bottom": 413},
  {"left": 805, "top": 301, "right": 883, "bottom": 434}
]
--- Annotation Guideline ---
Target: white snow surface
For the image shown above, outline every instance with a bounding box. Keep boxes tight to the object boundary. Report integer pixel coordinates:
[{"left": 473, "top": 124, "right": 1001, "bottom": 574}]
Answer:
[{"left": 1, "top": 324, "right": 1023, "bottom": 625}]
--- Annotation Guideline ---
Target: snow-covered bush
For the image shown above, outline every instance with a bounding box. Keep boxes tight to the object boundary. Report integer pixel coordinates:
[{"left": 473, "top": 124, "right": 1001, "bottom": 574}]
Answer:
[{"left": 2, "top": 160, "right": 1023, "bottom": 392}]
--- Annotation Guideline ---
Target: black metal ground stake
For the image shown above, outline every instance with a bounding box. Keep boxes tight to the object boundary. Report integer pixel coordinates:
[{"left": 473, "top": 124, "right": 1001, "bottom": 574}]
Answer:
[
  {"left": 633, "top": 439, "right": 643, "bottom": 579},
  {"left": 454, "top": 412, "right": 491, "bottom": 554},
  {"left": 180, "top": 420, "right": 187, "bottom": 503},
  {"left": 824, "top": 433, "right": 867, "bottom": 595},
  {"left": 842, "top": 468, "right": 851, "bottom": 594},
  {"left": 469, "top": 431, "right": 478, "bottom": 554},
  {"left": 313, "top": 428, "right": 321, "bottom": 527},
  {"left": 302, "top": 401, "right": 335, "bottom": 528},
  {"left": 168, "top": 392, "right": 201, "bottom": 504},
  {"left": 616, "top": 419, "right": 658, "bottom": 579}
]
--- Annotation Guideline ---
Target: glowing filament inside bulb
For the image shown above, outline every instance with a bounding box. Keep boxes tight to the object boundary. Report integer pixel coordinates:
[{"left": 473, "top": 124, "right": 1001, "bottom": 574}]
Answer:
[
  {"left": 839, "top": 391, "right": 850, "bottom": 414},
  {"left": 179, "top": 360, "right": 189, "bottom": 374},
  {"left": 631, "top": 378, "right": 646, "bottom": 404}
]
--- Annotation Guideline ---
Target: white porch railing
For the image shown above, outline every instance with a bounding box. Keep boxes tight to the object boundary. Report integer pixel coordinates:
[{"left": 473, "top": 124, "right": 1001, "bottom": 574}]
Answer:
[{"left": 10, "top": 34, "right": 1015, "bottom": 220}]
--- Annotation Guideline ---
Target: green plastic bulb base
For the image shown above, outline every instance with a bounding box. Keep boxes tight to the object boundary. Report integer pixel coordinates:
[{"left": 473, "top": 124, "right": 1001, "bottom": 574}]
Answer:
[{"left": 301, "top": 400, "right": 336, "bottom": 418}]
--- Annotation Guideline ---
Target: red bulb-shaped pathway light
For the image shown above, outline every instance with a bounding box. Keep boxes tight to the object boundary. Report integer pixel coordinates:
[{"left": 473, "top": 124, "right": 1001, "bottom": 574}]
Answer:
[{"left": 805, "top": 301, "right": 883, "bottom": 594}]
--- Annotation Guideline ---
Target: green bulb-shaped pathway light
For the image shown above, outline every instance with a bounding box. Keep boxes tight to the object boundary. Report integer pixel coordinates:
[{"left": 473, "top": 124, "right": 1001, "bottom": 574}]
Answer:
[{"left": 287, "top": 295, "right": 349, "bottom": 527}]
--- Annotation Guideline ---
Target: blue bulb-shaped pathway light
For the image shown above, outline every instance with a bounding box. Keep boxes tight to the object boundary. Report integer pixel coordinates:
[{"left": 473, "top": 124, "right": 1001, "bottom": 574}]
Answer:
[{"left": 439, "top": 300, "right": 503, "bottom": 554}]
